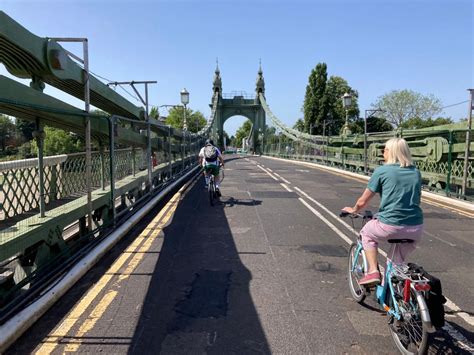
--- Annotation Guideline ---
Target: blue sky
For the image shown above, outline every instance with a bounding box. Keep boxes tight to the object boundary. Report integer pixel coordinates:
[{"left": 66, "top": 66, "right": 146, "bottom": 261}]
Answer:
[{"left": 1, "top": 0, "right": 473, "bottom": 135}]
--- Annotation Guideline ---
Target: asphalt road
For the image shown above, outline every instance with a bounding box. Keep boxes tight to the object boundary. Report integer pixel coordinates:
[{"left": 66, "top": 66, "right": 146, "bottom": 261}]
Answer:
[{"left": 7, "top": 154, "right": 474, "bottom": 354}]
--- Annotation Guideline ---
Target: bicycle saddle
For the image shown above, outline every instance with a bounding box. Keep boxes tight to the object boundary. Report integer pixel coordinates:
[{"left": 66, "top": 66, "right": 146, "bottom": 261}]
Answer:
[{"left": 387, "top": 239, "right": 414, "bottom": 244}]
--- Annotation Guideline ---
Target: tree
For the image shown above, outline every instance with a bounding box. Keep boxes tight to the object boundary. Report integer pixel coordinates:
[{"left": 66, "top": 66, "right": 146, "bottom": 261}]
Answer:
[
  {"left": 303, "top": 63, "right": 328, "bottom": 133},
  {"left": 235, "top": 120, "right": 252, "bottom": 147},
  {"left": 15, "top": 118, "right": 35, "bottom": 141},
  {"left": 325, "top": 76, "right": 359, "bottom": 134},
  {"left": 399, "top": 116, "right": 453, "bottom": 129},
  {"left": 293, "top": 119, "right": 305, "bottom": 132},
  {"left": 302, "top": 64, "right": 359, "bottom": 135},
  {"left": 149, "top": 106, "right": 159, "bottom": 119},
  {"left": 165, "top": 107, "right": 207, "bottom": 133},
  {"left": 352, "top": 116, "right": 393, "bottom": 134},
  {"left": 372, "top": 90, "right": 442, "bottom": 128},
  {"left": 31, "top": 126, "right": 84, "bottom": 156},
  {"left": 0, "top": 115, "right": 16, "bottom": 152}
]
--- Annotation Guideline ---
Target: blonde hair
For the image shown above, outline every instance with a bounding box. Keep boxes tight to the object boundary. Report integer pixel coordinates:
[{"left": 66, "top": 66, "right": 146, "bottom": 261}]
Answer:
[{"left": 384, "top": 138, "right": 413, "bottom": 167}]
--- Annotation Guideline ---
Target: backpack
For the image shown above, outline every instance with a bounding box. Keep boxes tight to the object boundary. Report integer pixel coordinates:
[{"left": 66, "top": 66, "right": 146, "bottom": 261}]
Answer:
[
  {"left": 204, "top": 145, "right": 218, "bottom": 162},
  {"left": 408, "top": 263, "right": 446, "bottom": 329}
]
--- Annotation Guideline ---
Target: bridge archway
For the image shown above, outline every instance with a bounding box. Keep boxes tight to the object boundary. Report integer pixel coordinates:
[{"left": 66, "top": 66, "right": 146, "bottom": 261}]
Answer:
[{"left": 210, "top": 64, "right": 266, "bottom": 153}]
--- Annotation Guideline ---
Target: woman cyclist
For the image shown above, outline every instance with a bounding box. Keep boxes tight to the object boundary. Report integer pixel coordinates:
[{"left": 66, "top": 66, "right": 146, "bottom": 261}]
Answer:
[{"left": 342, "top": 138, "right": 424, "bottom": 286}]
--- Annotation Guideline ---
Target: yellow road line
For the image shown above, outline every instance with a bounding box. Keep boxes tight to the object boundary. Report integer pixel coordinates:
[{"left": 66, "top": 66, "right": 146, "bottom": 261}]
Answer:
[
  {"left": 35, "top": 179, "right": 196, "bottom": 354},
  {"left": 421, "top": 197, "right": 474, "bottom": 218},
  {"left": 63, "top": 290, "right": 118, "bottom": 352}
]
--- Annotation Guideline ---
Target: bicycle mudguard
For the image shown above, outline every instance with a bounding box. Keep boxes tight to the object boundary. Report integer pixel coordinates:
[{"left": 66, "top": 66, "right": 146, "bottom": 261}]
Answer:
[{"left": 415, "top": 290, "right": 436, "bottom": 333}]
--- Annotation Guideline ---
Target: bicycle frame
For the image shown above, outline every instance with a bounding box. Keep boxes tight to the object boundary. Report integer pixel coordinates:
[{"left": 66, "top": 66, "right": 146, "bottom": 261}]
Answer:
[{"left": 351, "top": 240, "right": 431, "bottom": 323}]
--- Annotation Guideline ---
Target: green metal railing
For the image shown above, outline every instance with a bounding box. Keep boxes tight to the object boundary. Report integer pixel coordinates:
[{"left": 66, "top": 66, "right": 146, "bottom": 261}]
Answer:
[{"left": 264, "top": 128, "right": 474, "bottom": 200}]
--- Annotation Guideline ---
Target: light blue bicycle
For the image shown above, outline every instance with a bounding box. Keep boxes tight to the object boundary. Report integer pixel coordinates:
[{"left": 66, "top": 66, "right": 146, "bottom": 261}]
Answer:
[{"left": 340, "top": 210, "right": 434, "bottom": 355}]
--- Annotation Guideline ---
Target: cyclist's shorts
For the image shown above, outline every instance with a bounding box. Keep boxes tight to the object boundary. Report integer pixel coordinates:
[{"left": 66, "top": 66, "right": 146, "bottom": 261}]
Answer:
[{"left": 203, "top": 164, "right": 220, "bottom": 176}]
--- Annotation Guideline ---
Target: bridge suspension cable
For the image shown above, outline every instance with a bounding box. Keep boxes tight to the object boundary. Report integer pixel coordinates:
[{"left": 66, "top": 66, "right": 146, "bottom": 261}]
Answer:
[
  {"left": 258, "top": 93, "right": 325, "bottom": 148},
  {"left": 197, "top": 92, "right": 219, "bottom": 136}
]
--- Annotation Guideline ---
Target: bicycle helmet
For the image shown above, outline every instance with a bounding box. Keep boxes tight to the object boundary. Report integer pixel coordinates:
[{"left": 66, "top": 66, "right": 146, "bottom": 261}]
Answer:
[{"left": 205, "top": 139, "right": 214, "bottom": 146}]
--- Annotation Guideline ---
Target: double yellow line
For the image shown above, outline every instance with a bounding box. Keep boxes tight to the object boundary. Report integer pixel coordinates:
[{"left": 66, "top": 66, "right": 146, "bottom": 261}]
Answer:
[{"left": 35, "top": 179, "right": 196, "bottom": 354}]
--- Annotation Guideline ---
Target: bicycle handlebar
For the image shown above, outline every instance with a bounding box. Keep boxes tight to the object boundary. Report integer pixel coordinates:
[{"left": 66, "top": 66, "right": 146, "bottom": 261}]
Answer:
[{"left": 339, "top": 210, "right": 373, "bottom": 219}]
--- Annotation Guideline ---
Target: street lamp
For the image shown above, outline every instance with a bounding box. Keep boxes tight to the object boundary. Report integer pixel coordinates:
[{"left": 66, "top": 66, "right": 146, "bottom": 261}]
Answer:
[
  {"left": 364, "top": 109, "right": 385, "bottom": 174},
  {"left": 180, "top": 88, "right": 189, "bottom": 131},
  {"left": 341, "top": 92, "right": 352, "bottom": 135}
]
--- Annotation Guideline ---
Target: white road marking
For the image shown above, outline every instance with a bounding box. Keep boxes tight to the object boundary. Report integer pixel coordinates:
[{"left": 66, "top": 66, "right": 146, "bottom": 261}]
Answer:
[
  {"left": 280, "top": 183, "right": 293, "bottom": 192},
  {"left": 296, "top": 169, "right": 310, "bottom": 173},
  {"left": 256, "top": 165, "right": 279, "bottom": 181},
  {"left": 273, "top": 172, "right": 291, "bottom": 184},
  {"left": 299, "top": 198, "right": 353, "bottom": 245},
  {"left": 445, "top": 298, "right": 474, "bottom": 326},
  {"left": 294, "top": 186, "right": 388, "bottom": 257},
  {"left": 424, "top": 230, "right": 456, "bottom": 247},
  {"left": 443, "top": 322, "right": 474, "bottom": 352},
  {"left": 256, "top": 157, "right": 474, "bottom": 330}
]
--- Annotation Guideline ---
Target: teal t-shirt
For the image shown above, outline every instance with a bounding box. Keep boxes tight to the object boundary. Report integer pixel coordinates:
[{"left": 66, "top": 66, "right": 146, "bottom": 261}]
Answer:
[{"left": 367, "top": 164, "right": 423, "bottom": 226}]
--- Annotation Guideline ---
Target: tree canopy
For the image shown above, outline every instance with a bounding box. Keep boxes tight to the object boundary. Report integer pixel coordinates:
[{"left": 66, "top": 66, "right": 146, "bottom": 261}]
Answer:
[
  {"left": 399, "top": 116, "right": 453, "bottom": 129},
  {"left": 0, "top": 115, "right": 16, "bottom": 152},
  {"left": 31, "top": 126, "right": 84, "bottom": 156},
  {"left": 371, "top": 90, "right": 443, "bottom": 128},
  {"left": 302, "top": 63, "right": 359, "bottom": 135},
  {"left": 164, "top": 106, "right": 207, "bottom": 133},
  {"left": 235, "top": 120, "right": 253, "bottom": 147}
]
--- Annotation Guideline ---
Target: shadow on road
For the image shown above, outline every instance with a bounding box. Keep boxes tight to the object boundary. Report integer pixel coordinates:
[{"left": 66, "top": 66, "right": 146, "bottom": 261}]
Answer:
[{"left": 128, "top": 176, "right": 270, "bottom": 354}]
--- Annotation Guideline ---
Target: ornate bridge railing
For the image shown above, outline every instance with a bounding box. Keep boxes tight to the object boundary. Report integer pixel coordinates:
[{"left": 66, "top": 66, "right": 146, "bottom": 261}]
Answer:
[
  {"left": 263, "top": 127, "right": 474, "bottom": 200},
  {"left": 0, "top": 11, "right": 219, "bottom": 317},
  {"left": 0, "top": 148, "right": 146, "bottom": 222}
]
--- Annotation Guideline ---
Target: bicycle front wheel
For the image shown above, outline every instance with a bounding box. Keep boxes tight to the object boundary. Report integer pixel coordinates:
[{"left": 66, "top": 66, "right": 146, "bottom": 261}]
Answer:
[
  {"left": 389, "top": 285, "right": 432, "bottom": 354},
  {"left": 347, "top": 242, "right": 367, "bottom": 303}
]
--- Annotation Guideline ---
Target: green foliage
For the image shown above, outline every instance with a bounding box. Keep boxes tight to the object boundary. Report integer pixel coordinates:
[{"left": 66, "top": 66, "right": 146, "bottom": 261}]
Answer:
[
  {"left": 303, "top": 63, "right": 328, "bottom": 133},
  {"left": 149, "top": 106, "right": 159, "bottom": 119},
  {"left": 293, "top": 119, "right": 305, "bottom": 132},
  {"left": 352, "top": 116, "right": 393, "bottom": 134},
  {"left": 325, "top": 76, "right": 359, "bottom": 134},
  {"left": 0, "top": 115, "right": 16, "bottom": 152},
  {"left": 15, "top": 118, "right": 35, "bottom": 141},
  {"left": 372, "top": 90, "right": 443, "bottom": 127},
  {"left": 399, "top": 116, "right": 453, "bottom": 129},
  {"left": 31, "top": 126, "right": 84, "bottom": 156},
  {"left": 165, "top": 107, "right": 207, "bottom": 133},
  {"left": 302, "top": 63, "right": 359, "bottom": 135},
  {"left": 235, "top": 120, "right": 253, "bottom": 147}
]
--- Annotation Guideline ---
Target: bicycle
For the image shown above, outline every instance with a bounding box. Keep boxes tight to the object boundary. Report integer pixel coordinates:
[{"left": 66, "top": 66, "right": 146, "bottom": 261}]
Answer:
[
  {"left": 208, "top": 173, "right": 217, "bottom": 206},
  {"left": 340, "top": 210, "right": 434, "bottom": 355}
]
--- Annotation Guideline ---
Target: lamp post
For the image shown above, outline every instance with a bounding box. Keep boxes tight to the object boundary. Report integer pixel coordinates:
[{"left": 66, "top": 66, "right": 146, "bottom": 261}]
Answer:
[
  {"left": 341, "top": 92, "right": 352, "bottom": 136},
  {"left": 364, "top": 109, "right": 385, "bottom": 174},
  {"left": 180, "top": 88, "right": 189, "bottom": 131},
  {"left": 180, "top": 88, "right": 189, "bottom": 171}
]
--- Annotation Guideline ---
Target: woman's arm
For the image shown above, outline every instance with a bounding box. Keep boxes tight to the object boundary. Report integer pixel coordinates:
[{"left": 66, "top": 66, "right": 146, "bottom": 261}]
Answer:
[{"left": 342, "top": 188, "right": 376, "bottom": 214}]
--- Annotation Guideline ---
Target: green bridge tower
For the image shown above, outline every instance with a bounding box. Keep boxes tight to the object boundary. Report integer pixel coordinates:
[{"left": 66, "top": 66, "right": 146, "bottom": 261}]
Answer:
[{"left": 210, "top": 64, "right": 266, "bottom": 153}]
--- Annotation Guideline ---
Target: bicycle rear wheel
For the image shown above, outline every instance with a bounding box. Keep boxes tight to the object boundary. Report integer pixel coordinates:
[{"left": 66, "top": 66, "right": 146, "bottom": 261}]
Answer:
[
  {"left": 208, "top": 180, "right": 215, "bottom": 206},
  {"left": 347, "top": 242, "right": 367, "bottom": 303},
  {"left": 389, "top": 283, "right": 431, "bottom": 354}
]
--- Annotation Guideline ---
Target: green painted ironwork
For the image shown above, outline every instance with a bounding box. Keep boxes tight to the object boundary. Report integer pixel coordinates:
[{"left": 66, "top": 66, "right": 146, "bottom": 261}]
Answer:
[
  {"left": 0, "top": 12, "right": 213, "bottom": 309},
  {"left": 205, "top": 64, "right": 266, "bottom": 152},
  {"left": 263, "top": 123, "right": 474, "bottom": 199}
]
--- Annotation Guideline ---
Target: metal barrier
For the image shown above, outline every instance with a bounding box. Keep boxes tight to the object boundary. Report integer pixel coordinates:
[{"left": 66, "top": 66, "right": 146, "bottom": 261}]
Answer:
[{"left": 264, "top": 127, "right": 474, "bottom": 201}]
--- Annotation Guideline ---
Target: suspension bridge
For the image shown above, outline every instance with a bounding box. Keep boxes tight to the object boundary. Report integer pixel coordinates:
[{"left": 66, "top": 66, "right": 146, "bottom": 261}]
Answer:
[{"left": 0, "top": 11, "right": 473, "bottom": 354}]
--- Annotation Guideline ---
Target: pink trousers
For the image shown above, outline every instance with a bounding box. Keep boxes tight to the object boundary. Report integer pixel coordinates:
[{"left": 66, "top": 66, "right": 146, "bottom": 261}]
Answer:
[{"left": 360, "top": 219, "right": 423, "bottom": 264}]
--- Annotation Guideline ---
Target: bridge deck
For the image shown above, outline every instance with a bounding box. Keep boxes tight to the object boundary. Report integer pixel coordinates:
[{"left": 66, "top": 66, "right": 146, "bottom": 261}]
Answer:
[{"left": 7, "top": 155, "right": 474, "bottom": 354}]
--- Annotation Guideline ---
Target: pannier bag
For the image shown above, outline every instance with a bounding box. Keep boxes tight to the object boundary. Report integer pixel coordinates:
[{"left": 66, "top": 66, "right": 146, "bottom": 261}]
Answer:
[
  {"left": 408, "top": 263, "right": 446, "bottom": 329},
  {"left": 204, "top": 145, "right": 218, "bottom": 162}
]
